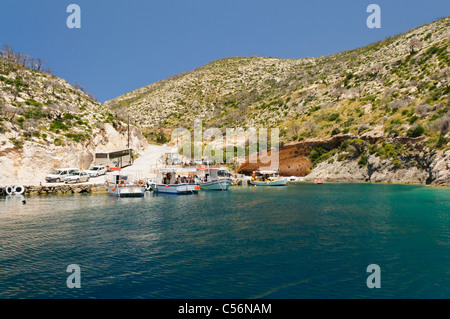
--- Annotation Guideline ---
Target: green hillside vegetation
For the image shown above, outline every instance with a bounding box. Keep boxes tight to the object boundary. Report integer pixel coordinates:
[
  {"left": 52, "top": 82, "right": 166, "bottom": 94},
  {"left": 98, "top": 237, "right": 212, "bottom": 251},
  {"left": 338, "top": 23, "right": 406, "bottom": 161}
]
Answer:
[{"left": 0, "top": 46, "right": 124, "bottom": 148}]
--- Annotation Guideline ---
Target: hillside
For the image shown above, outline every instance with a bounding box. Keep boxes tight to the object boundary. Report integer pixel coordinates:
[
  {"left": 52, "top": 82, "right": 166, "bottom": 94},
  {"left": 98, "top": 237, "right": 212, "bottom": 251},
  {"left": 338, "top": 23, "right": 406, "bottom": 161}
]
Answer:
[
  {"left": 106, "top": 17, "right": 450, "bottom": 185},
  {"left": 106, "top": 17, "right": 449, "bottom": 143},
  {"left": 2, "top": 17, "right": 449, "bottom": 185},
  {"left": 0, "top": 47, "right": 147, "bottom": 184}
]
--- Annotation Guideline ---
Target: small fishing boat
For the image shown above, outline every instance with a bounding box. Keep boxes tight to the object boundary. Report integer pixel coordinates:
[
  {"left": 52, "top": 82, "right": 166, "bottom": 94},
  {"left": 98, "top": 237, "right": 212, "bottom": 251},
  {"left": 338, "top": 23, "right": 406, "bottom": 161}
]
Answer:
[
  {"left": 249, "top": 170, "right": 287, "bottom": 186},
  {"left": 106, "top": 170, "right": 146, "bottom": 197},
  {"left": 151, "top": 168, "right": 200, "bottom": 195},
  {"left": 314, "top": 179, "right": 324, "bottom": 184},
  {"left": 153, "top": 183, "right": 200, "bottom": 194},
  {"left": 196, "top": 167, "right": 233, "bottom": 191}
]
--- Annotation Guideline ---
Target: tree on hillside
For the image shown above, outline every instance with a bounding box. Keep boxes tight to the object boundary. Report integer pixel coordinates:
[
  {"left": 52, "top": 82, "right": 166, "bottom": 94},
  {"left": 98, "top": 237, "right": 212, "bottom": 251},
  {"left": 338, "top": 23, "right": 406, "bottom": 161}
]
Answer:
[
  {"left": 441, "top": 67, "right": 450, "bottom": 88},
  {"left": 36, "top": 58, "right": 45, "bottom": 71},
  {"left": 367, "top": 63, "right": 383, "bottom": 79},
  {"left": 0, "top": 45, "right": 16, "bottom": 63},
  {"left": 330, "top": 83, "right": 345, "bottom": 101},
  {"left": 17, "top": 53, "right": 30, "bottom": 67},
  {"left": 289, "top": 125, "right": 301, "bottom": 140},
  {"left": 1, "top": 105, "right": 21, "bottom": 121},
  {"left": 433, "top": 112, "right": 450, "bottom": 135},
  {"left": 0, "top": 44, "right": 50, "bottom": 74},
  {"left": 303, "top": 121, "right": 317, "bottom": 136},
  {"left": 415, "top": 104, "right": 431, "bottom": 118},
  {"left": 354, "top": 84, "right": 365, "bottom": 99},
  {"left": 29, "top": 58, "right": 46, "bottom": 71},
  {"left": 46, "top": 78, "right": 64, "bottom": 96},
  {"left": 408, "top": 36, "right": 421, "bottom": 54}
]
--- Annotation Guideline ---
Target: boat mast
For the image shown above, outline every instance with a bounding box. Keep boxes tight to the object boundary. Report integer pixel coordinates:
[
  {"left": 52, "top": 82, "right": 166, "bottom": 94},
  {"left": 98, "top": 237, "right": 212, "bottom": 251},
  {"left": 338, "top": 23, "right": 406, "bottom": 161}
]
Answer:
[{"left": 207, "top": 157, "right": 210, "bottom": 182}]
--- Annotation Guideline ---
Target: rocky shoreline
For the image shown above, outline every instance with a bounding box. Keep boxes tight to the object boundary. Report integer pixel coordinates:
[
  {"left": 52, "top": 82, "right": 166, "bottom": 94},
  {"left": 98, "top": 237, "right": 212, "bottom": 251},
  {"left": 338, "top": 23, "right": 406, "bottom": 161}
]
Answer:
[
  {"left": 237, "top": 134, "right": 450, "bottom": 186},
  {"left": 304, "top": 147, "right": 450, "bottom": 186}
]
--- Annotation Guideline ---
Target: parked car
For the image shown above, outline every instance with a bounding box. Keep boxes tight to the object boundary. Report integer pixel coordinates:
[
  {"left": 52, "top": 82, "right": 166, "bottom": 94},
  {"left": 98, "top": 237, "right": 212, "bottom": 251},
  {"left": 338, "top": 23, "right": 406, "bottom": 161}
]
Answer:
[
  {"left": 86, "top": 165, "right": 107, "bottom": 177},
  {"left": 194, "top": 159, "right": 203, "bottom": 165},
  {"left": 45, "top": 168, "right": 79, "bottom": 183},
  {"left": 64, "top": 171, "right": 90, "bottom": 184}
]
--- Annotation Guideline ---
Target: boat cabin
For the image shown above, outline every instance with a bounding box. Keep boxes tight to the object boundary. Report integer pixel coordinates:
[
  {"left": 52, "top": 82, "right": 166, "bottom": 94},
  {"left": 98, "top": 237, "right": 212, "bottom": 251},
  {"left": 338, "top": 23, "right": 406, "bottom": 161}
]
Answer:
[
  {"left": 106, "top": 169, "right": 144, "bottom": 186},
  {"left": 251, "top": 170, "right": 280, "bottom": 181},
  {"left": 196, "top": 168, "right": 233, "bottom": 183},
  {"left": 156, "top": 168, "right": 198, "bottom": 185}
]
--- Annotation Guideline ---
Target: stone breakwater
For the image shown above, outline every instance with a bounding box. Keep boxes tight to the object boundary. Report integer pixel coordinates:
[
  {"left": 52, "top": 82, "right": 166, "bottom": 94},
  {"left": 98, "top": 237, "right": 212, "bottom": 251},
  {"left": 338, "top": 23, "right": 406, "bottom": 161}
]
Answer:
[{"left": 24, "top": 183, "right": 108, "bottom": 195}]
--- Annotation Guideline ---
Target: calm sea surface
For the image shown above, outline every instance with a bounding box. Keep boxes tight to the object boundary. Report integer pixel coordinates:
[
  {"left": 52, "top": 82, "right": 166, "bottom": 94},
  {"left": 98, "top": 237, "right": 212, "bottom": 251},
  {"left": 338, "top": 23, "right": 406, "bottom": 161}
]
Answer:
[{"left": 0, "top": 183, "right": 449, "bottom": 299}]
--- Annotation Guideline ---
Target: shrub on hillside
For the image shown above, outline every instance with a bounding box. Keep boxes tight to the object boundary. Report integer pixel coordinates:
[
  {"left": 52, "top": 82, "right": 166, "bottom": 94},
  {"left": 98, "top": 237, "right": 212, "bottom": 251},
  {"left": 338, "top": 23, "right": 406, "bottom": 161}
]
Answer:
[{"left": 406, "top": 124, "right": 425, "bottom": 137}]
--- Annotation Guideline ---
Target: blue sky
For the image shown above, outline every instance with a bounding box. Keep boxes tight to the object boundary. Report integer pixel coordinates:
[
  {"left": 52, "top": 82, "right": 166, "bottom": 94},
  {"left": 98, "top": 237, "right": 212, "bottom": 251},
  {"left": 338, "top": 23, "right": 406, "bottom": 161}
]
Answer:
[{"left": 1, "top": 0, "right": 449, "bottom": 102}]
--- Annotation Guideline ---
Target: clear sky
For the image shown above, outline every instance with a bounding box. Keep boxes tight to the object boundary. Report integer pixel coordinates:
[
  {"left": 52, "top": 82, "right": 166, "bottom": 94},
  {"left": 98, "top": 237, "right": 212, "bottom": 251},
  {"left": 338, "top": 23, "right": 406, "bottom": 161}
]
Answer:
[{"left": 1, "top": 0, "right": 449, "bottom": 103}]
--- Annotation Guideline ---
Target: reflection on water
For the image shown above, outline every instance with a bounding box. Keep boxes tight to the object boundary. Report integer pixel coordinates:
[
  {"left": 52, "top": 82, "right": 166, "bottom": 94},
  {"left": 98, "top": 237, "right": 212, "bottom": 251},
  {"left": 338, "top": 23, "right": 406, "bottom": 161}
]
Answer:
[{"left": 0, "top": 184, "right": 449, "bottom": 298}]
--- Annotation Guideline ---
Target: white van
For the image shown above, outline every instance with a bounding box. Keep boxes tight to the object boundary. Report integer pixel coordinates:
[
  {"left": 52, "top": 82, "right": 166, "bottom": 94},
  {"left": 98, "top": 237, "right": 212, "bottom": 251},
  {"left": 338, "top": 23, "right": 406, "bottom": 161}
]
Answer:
[
  {"left": 86, "top": 165, "right": 107, "bottom": 177},
  {"left": 45, "top": 168, "right": 80, "bottom": 183}
]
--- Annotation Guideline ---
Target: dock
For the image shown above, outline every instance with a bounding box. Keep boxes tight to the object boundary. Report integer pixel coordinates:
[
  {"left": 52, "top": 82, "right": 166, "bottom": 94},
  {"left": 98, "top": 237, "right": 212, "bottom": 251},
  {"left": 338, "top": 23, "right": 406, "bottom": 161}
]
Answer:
[
  {"left": 0, "top": 183, "right": 108, "bottom": 196},
  {"left": 1, "top": 176, "right": 250, "bottom": 197}
]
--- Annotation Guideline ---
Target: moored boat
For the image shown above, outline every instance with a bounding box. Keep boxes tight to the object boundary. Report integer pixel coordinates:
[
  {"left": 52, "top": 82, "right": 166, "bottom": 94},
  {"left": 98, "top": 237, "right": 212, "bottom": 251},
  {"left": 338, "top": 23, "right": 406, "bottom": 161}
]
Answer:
[
  {"left": 152, "top": 183, "right": 200, "bottom": 194},
  {"left": 106, "top": 170, "right": 146, "bottom": 197},
  {"left": 198, "top": 179, "right": 233, "bottom": 190},
  {"left": 196, "top": 167, "right": 233, "bottom": 191},
  {"left": 151, "top": 168, "right": 200, "bottom": 195},
  {"left": 249, "top": 170, "right": 287, "bottom": 186}
]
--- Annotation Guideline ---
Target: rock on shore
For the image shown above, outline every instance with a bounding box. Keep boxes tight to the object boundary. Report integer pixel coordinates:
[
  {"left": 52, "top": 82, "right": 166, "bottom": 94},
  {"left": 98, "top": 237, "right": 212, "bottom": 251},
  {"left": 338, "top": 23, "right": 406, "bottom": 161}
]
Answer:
[{"left": 305, "top": 149, "right": 450, "bottom": 185}]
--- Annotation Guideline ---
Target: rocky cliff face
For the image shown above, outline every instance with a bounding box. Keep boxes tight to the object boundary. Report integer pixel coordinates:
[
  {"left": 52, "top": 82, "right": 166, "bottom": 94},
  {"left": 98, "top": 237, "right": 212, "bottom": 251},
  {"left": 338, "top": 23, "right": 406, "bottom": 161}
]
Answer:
[
  {"left": 309, "top": 135, "right": 449, "bottom": 185},
  {"left": 304, "top": 149, "right": 450, "bottom": 185},
  {"left": 0, "top": 123, "right": 147, "bottom": 184},
  {"left": 236, "top": 143, "right": 313, "bottom": 176}
]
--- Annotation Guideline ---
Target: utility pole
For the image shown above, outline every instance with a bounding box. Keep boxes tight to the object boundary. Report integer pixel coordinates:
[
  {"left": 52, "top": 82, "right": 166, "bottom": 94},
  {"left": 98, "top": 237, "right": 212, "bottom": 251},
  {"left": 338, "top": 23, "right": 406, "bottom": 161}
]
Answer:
[{"left": 127, "top": 114, "right": 130, "bottom": 149}]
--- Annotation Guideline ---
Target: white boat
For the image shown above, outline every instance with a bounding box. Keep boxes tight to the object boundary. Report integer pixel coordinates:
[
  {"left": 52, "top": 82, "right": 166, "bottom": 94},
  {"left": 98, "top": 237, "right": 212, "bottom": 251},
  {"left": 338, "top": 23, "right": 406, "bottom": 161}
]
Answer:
[
  {"left": 106, "top": 170, "right": 146, "bottom": 197},
  {"left": 152, "top": 183, "right": 200, "bottom": 194},
  {"left": 198, "top": 179, "right": 233, "bottom": 190},
  {"left": 250, "top": 179, "right": 287, "bottom": 186},
  {"left": 249, "top": 170, "right": 287, "bottom": 186},
  {"left": 151, "top": 168, "right": 200, "bottom": 195},
  {"left": 196, "top": 167, "right": 233, "bottom": 191}
]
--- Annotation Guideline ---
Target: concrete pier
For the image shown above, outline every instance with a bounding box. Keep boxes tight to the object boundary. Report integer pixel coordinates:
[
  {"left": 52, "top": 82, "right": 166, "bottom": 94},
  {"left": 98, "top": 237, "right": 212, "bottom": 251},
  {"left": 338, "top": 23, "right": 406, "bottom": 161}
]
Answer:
[{"left": 21, "top": 183, "right": 108, "bottom": 195}]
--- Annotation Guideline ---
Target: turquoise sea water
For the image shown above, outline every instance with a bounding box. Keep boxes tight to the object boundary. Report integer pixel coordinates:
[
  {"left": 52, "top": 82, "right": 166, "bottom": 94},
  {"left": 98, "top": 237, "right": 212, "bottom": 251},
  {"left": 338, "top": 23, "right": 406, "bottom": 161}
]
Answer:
[{"left": 0, "top": 183, "right": 449, "bottom": 299}]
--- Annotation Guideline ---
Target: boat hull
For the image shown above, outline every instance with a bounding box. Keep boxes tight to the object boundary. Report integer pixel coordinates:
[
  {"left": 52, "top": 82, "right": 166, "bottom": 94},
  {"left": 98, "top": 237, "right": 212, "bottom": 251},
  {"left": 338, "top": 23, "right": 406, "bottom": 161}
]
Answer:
[
  {"left": 249, "top": 179, "right": 287, "bottom": 186},
  {"left": 199, "top": 179, "right": 232, "bottom": 191},
  {"left": 152, "top": 183, "right": 199, "bottom": 195},
  {"left": 107, "top": 186, "right": 146, "bottom": 197}
]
